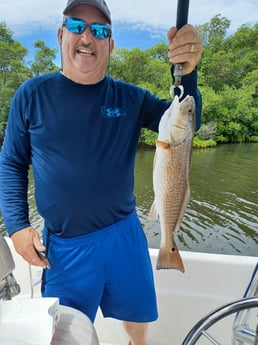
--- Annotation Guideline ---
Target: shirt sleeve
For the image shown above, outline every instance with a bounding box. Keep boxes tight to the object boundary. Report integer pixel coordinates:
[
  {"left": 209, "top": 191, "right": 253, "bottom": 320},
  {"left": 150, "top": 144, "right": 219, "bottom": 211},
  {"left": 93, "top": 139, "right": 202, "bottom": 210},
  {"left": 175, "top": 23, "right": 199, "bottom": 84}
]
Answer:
[{"left": 0, "top": 84, "right": 32, "bottom": 236}]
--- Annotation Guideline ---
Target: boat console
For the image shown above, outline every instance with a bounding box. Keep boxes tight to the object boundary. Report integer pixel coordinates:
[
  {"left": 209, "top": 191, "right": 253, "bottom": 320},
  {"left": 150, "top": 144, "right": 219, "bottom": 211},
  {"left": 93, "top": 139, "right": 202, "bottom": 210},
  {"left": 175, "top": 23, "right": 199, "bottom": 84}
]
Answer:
[{"left": 0, "top": 234, "right": 100, "bottom": 345}]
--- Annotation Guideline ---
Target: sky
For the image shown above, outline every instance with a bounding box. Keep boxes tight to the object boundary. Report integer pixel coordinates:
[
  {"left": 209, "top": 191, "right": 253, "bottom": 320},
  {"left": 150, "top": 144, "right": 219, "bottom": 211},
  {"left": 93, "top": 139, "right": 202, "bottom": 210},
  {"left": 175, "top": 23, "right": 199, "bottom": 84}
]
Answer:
[{"left": 0, "top": 0, "right": 257, "bottom": 67}]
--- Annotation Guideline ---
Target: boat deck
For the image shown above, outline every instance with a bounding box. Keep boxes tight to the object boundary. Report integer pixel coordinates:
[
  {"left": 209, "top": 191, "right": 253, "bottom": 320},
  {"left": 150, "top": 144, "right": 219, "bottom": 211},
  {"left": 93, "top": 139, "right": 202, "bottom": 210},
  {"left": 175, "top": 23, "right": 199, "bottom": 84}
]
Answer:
[{"left": 4, "top": 238, "right": 258, "bottom": 345}]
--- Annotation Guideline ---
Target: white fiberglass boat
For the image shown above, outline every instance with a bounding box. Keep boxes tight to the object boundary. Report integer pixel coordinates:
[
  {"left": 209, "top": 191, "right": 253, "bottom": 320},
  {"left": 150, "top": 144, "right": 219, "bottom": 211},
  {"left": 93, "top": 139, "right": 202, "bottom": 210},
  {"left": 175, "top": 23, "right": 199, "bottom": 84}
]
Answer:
[{"left": 0, "top": 235, "right": 257, "bottom": 345}]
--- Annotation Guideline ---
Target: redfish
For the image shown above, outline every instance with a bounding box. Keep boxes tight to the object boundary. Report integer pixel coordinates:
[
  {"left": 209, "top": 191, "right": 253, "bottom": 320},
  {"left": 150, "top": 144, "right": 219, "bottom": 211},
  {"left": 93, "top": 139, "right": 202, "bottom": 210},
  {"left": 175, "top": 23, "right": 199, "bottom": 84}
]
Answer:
[{"left": 150, "top": 95, "right": 195, "bottom": 272}]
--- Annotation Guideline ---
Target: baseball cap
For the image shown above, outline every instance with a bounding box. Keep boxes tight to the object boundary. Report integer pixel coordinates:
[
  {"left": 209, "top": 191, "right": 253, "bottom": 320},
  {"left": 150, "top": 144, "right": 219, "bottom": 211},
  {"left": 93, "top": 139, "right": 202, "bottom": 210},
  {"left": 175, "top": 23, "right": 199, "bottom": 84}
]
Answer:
[{"left": 63, "top": 0, "right": 111, "bottom": 23}]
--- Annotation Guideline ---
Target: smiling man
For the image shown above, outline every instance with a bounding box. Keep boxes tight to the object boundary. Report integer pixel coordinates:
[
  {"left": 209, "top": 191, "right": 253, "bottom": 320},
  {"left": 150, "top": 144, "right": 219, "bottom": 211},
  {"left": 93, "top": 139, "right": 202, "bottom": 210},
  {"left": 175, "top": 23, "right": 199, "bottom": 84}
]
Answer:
[
  {"left": 0, "top": 1, "right": 202, "bottom": 344},
  {"left": 59, "top": 1, "right": 114, "bottom": 83}
]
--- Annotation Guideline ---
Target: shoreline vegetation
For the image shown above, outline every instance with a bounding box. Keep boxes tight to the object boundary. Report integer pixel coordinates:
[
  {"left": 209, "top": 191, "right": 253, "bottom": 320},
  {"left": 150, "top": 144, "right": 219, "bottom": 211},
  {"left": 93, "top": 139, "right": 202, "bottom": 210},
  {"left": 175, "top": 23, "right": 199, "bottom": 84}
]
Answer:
[{"left": 0, "top": 15, "right": 257, "bottom": 149}]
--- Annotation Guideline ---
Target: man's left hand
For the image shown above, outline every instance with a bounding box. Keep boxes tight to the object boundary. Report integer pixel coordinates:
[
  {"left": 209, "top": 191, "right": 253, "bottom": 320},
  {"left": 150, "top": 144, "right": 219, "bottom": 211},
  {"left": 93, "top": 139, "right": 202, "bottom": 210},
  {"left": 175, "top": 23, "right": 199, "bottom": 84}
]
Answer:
[{"left": 167, "top": 24, "right": 202, "bottom": 75}]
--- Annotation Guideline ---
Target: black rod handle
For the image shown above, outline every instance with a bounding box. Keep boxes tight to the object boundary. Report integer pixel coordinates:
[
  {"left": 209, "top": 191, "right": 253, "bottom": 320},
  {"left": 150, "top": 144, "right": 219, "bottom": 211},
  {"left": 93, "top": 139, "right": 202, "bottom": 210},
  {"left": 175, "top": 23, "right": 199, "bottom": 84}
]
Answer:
[
  {"left": 173, "top": 0, "right": 190, "bottom": 87},
  {"left": 176, "top": 0, "right": 189, "bottom": 29}
]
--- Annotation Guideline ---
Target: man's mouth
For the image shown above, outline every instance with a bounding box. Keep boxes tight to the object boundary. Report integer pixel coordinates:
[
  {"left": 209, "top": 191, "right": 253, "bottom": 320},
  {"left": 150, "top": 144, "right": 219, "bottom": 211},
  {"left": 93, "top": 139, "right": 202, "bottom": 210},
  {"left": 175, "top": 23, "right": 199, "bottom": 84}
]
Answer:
[{"left": 76, "top": 47, "right": 96, "bottom": 56}]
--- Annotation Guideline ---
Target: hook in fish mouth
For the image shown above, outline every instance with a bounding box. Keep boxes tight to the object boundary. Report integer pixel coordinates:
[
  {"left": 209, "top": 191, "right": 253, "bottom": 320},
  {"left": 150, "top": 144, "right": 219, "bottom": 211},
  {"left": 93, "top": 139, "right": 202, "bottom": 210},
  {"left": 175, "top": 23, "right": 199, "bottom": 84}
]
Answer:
[{"left": 170, "top": 85, "right": 184, "bottom": 100}]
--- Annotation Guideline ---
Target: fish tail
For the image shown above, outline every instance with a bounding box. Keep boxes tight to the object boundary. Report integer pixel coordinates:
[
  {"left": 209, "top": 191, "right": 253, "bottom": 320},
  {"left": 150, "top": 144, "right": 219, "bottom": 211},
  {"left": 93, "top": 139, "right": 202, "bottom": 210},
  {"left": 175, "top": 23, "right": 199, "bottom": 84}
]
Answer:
[{"left": 156, "top": 245, "right": 185, "bottom": 273}]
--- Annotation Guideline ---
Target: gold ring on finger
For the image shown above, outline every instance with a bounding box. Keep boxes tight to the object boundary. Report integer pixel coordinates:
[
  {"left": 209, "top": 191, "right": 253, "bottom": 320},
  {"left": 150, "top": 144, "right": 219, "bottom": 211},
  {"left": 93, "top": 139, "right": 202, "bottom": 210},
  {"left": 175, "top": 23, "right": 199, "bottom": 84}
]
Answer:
[{"left": 190, "top": 44, "right": 195, "bottom": 53}]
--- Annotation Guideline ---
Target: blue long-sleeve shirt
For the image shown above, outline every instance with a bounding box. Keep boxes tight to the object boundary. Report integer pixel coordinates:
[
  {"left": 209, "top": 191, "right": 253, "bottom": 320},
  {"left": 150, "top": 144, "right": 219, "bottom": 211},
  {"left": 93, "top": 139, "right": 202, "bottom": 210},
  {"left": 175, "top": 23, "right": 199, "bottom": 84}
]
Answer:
[{"left": 0, "top": 71, "right": 201, "bottom": 237}]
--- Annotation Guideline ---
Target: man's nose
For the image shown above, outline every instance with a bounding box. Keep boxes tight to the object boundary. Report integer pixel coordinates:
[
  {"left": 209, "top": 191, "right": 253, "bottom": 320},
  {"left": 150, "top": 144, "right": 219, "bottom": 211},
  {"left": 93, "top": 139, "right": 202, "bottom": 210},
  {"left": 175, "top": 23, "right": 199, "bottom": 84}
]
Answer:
[{"left": 80, "top": 25, "right": 93, "bottom": 41}]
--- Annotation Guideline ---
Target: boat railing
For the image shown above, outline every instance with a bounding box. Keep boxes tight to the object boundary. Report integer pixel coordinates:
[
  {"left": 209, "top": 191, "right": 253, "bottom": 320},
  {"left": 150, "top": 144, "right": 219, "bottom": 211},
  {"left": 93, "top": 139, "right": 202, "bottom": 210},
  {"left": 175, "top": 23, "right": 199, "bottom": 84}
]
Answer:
[
  {"left": 182, "top": 262, "right": 258, "bottom": 345},
  {"left": 232, "top": 263, "right": 258, "bottom": 345}
]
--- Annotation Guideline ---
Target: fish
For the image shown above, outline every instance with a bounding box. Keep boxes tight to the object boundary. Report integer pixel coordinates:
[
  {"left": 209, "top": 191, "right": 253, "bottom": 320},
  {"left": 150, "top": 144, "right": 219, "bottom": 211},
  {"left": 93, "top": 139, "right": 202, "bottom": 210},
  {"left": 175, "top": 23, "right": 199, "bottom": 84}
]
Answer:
[{"left": 149, "top": 95, "right": 195, "bottom": 272}]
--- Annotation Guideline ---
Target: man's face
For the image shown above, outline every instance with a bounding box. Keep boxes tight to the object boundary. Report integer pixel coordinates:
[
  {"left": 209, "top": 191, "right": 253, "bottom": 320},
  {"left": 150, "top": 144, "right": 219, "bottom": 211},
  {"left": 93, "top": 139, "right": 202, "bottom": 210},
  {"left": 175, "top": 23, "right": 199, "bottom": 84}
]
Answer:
[{"left": 58, "top": 4, "right": 114, "bottom": 84}]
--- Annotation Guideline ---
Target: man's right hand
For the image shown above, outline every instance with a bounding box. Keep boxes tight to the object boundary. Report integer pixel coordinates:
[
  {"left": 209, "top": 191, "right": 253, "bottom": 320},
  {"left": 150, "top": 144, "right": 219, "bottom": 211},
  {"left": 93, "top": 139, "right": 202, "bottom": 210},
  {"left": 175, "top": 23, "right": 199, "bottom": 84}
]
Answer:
[{"left": 11, "top": 226, "right": 48, "bottom": 268}]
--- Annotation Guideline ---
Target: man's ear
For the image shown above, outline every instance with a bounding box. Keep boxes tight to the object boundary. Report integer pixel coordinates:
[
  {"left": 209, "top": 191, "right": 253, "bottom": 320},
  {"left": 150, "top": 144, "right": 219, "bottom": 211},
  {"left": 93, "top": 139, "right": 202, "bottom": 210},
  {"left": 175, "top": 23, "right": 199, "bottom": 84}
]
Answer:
[
  {"left": 58, "top": 27, "right": 63, "bottom": 46},
  {"left": 109, "top": 37, "right": 115, "bottom": 55}
]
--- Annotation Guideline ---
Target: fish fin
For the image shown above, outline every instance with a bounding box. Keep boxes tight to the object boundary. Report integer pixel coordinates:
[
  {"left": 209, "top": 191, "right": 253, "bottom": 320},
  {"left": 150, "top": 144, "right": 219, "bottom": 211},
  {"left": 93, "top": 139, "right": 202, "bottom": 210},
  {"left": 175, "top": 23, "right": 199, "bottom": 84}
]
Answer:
[
  {"left": 153, "top": 151, "right": 157, "bottom": 170},
  {"left": 156, "top": 245, "right": 185, "bottom": 273},
  {"left": 149, "top": 201, "right": 158, "bottom": 220},
  {"left": 156, "top": 140, "right": 170, "bottom": 149}
]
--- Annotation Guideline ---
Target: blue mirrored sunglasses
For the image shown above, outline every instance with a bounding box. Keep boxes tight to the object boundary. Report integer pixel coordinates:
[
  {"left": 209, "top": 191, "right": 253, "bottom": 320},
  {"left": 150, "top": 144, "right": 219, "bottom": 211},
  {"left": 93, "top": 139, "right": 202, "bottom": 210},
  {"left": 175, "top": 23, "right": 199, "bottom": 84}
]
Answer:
[{"left": 64, "top": 17, "right": 111, "bottom": 39}]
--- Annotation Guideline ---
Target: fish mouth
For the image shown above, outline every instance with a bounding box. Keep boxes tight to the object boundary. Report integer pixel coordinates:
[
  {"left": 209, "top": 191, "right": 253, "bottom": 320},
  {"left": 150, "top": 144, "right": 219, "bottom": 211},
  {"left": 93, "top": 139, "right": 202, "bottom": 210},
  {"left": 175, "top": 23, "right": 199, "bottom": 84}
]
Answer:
[{"left": 180, "top": 95, "right": 193, "bottom": 104}]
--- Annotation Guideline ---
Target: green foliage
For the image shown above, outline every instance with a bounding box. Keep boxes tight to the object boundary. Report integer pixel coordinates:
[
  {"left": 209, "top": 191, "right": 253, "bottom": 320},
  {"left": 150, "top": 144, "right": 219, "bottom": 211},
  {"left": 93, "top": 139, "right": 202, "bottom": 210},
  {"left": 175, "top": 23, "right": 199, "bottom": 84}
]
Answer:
[
  {"left": 0, "top": 22, "right": 31, "bottom": 142},
  {"left": 0, "top": 23, "right": 59, "bottom": 144},
  {"left": 109, "top": 16, "right": 257, "bottom": 147},
  {"left": 139, "top": 128, "right": 158, "bottom": 147},
  {"left": 110, "top": 47, "right": 148, "bottom": 84},
  {"left": 30, "top": 40, "right": 59, "bottom": 76},
  {"left": 0, "top": 22, "right": 28, "bottom": 87},
  {"left": 193, "top": 137, "right": 217, "bottom": 148},
  {"left": 110, "top": 43, "right": 172, "bottom": 99},
  {"left": 196, "top": 14, "right": 230, "bottom": 47},
  {"left": 196, "top": 18, "right": 258, "bottom": 146},
  {"left": 0, "top": 17, "right": 258, "bottom": 147}
]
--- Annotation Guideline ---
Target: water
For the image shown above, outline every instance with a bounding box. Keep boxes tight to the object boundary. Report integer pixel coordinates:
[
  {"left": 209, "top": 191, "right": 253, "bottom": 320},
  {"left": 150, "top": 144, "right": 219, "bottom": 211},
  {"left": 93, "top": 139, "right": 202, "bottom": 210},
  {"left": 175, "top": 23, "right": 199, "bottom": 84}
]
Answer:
[
  {"left": 135, "top": 143, "right": 258, "bottom": 256},
  {"left": 1, "top": 144, "right": 257, "bottom": 256}
]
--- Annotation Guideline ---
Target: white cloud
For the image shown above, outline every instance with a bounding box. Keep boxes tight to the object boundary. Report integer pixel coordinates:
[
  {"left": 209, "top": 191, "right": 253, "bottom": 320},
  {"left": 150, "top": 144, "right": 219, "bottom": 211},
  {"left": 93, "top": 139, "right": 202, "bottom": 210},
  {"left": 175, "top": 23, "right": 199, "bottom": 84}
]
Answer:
[
  {"left": 0, "top": 0, "right": 257, "bottom": 37},
  {"left": 109, "top": 0, "right": 257, "bottom": 32}
]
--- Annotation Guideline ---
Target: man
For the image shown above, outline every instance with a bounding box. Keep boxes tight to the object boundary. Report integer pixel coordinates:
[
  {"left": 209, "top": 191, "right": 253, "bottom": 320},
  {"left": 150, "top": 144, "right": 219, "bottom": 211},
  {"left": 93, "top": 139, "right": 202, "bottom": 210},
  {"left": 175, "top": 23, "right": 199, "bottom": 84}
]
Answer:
[{"left": 0, "top": 0, "right": 202, "bottom": 344}]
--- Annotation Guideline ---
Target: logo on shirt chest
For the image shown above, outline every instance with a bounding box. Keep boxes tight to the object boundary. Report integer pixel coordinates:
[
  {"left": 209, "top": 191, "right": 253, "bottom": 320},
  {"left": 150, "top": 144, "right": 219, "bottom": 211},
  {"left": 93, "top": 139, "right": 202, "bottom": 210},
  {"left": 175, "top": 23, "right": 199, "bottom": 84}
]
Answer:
[{"left": 101, "top": 107, "right": 127, "bottom": 118}]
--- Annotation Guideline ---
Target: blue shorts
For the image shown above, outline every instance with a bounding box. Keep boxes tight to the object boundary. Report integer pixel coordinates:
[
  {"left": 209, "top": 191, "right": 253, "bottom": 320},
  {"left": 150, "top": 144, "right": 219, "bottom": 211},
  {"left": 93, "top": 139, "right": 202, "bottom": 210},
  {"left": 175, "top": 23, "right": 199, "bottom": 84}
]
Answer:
[{"left": 41, "top": 210, "right": 158, "bottom": 323}]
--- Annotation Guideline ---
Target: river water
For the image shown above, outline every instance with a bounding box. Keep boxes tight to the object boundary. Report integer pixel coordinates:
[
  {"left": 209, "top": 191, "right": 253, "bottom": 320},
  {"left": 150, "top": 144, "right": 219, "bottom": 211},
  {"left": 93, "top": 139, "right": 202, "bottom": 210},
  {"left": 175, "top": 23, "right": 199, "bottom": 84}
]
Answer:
[
  {"left": 135, "top": 143, "right": 258, "bottom": 256},
  {"left": 1, "top": 143, "right": 257, "bottom": 256}
]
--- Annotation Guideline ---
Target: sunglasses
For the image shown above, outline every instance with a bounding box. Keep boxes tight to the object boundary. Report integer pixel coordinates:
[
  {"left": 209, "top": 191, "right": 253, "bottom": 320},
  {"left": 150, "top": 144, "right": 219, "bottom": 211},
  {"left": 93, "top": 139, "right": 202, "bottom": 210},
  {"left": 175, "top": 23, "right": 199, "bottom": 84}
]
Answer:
[{"left": 64, "top": 17, "right": 111, "bottom": 39}]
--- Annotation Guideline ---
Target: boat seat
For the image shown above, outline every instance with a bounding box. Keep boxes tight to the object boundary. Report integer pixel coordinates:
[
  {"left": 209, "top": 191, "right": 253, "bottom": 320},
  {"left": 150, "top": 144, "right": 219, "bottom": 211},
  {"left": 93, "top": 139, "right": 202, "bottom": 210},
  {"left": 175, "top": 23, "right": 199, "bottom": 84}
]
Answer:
[
  {"left": 52, "top": 305, "right": 99, "bottom": 345},
  {"left": 0, "top": 235, "right": 100, "bottom": 345},
  {"left": 0, "top": 299, "right": 100, "bottom": 345}
]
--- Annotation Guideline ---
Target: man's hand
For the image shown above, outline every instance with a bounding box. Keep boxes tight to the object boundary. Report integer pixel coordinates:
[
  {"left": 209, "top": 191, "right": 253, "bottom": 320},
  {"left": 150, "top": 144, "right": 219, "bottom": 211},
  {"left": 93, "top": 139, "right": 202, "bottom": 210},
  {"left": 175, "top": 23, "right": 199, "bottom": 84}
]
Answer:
[
  {"left": 167, "top": 24, "right": 202, "bottom": 76},
  {"left": 11, "top": 226, "right": 47, "bottom": 268}
]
